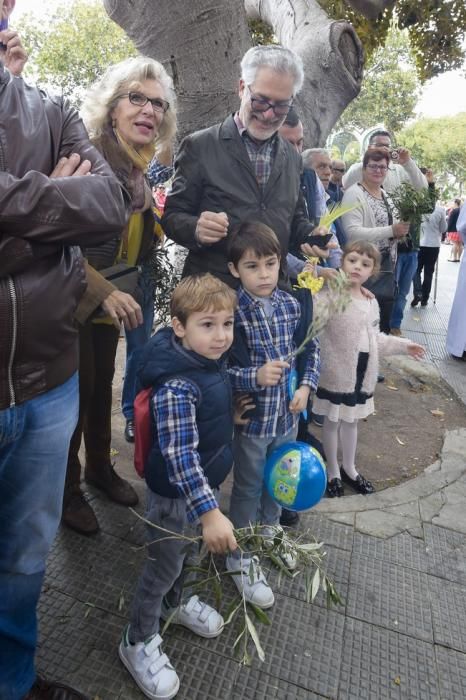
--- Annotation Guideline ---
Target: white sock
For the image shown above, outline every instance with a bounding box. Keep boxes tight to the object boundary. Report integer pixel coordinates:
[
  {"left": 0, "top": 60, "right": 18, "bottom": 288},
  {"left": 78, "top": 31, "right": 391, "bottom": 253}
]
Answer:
[
  {"left": 322, "top": 417, "right": 341, "bottom": 481},
  {"left": 340, "top": 419, "right": 359, "bottom": 479}
]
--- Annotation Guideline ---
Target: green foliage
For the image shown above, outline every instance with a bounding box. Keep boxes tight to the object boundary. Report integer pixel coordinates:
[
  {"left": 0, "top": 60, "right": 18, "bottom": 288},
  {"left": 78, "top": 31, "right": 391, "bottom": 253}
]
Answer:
[
  {"left": 390, "top": 182, "right": 437, "bottom": 245},
  {"left": 16, "top": 0, "right": 136, "bottom": 105},
  {"left": 335, "top": 24, "right": 420, "bottom": 134},
  {"left": 248, "top": 18, "right": 276, "bottom": 46},
  {"left": 319, "top": 0, "right": 466, "bottom": 82},
  {"left": 397, "top": 113, "right": 466, "bottom": 197}
]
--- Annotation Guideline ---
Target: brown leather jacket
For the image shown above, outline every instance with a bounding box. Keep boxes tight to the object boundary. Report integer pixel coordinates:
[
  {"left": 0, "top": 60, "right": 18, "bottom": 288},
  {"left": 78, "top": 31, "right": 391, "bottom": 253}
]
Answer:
[{"left": 0, "top": 67, "right": 129, "bottom": 410}]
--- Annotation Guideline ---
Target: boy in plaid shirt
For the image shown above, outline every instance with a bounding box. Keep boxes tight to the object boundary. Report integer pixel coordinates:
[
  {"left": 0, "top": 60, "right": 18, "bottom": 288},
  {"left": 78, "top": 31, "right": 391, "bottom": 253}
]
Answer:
[
  {"left": 120, "top": 274, "right": 238, "bottom": 700},
  {"left": 226, "top": 222, "right": 320, "bottom": 608}
]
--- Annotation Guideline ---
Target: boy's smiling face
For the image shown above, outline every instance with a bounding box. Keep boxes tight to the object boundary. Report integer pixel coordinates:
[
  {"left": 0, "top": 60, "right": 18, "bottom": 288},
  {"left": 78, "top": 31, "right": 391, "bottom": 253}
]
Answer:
[
  {"left": 228, "top": 249, "right": 280, "bottom": 298},
  {"left": 172, "top": 308, "right": 234, "bottom": 360}
]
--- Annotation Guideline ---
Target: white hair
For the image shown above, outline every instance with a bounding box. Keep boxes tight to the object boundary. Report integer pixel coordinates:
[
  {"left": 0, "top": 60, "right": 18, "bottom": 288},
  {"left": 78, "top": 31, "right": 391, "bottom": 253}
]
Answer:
[
  {"left": 81, "top": 56, "right": 177, "bottom": 153},
  {"left": 241, "top": 45, "right": 304, "bottom": 96},
  {"left": 302, "top": 148, "right": 330, "bottom": 170}
]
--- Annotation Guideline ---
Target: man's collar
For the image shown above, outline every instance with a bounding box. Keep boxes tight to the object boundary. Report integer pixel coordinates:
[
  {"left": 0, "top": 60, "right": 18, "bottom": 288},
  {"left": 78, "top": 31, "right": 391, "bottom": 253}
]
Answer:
[{"left": 238, "top": 285, "right": 280, "bottom": 308}]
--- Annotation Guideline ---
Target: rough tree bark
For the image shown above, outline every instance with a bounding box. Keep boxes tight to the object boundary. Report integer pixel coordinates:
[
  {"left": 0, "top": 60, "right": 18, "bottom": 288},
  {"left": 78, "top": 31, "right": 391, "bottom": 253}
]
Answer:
[{"left": 103, "top": 0, "right": 392, "bottom": 145}]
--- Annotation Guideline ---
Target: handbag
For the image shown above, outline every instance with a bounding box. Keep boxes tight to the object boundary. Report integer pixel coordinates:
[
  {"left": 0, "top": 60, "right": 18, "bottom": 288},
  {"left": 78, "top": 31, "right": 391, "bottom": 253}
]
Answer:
[
  {"left": 362, "top": 190, "right": 397, "bottom": 302},
  {"left": 363, "top": 249, "right": 396, "bottom": 302},
  {"left": 100, "top": 262, "right": 140, "bottom": 295}
]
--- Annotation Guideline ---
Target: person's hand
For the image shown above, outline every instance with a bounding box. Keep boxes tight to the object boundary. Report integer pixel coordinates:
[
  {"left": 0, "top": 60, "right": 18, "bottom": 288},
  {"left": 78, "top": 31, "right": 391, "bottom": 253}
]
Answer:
[
  {"left": 302, "top": 260, "right": 317, "bottom": 274},
  {"left": 49, "top": 153, "right": 92, "bottom": 178},
  {"left": 425, "top": 168, "right": 435, "bottom": 184},
  {"left": 200, "top": 508, "right": 237, "bottom": 554},
  {"left": 289, "top": 385, "right": 310, "bottom": 414},
  {"left": 0, "top": 30, "right": 28, "bottom": 77},
  {"left": 319, "top": 267, "right": 338, "bottom": 281},
  {"left": 195, "top": 211, "right": 229, "bottom": 245},
  {"left": 101, "top": 290, "right": 143, "bottom": 330},
  {"left": 233, "top": 393, "right": 255, "bottom": 425},
  {"left": 368, "top": 144, "right": 390, "bottom": 158},
  {"left": 360, "top": 285, "right": 375, "bottom": 300},
  {"left": 406, "top": 342, "right": 425, "bottom": 360},
  {"left": 396, "top": 147, "right": 410, "bottom": 165},
  {"left": 300, "top": 243, "right": 330, "bottom": 259},
  {"left": 392, "top": 222, "right": 410, "bottom": 238},
  {"left": 257, "top": 359, "right": 290, "bottom": 387}
]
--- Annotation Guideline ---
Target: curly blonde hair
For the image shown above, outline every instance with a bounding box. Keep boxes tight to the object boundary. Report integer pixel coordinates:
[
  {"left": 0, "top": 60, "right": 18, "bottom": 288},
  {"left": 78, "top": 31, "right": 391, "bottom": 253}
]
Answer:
[{"left": 81, "top": 56, "right": 177, "bottom": 154}]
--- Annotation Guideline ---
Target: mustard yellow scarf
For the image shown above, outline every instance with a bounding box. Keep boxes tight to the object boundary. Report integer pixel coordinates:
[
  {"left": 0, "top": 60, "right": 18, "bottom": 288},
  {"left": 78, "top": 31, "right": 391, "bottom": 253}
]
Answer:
[{"left": 114, "top": 128, "right": 156, "bottom": 173}]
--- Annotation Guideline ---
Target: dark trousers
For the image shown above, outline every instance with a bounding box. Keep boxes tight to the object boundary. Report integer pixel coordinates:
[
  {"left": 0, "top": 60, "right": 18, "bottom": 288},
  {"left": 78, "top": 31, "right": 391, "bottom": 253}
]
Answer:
[
  {"left": 413, "top": 246, "right": 439, "bottom": 302},
  {"left": 65, "top": 321, "right": 120, "bottom": 496},
  {"left": 377, "top": 298, "right": 393, "bottom": 334}
]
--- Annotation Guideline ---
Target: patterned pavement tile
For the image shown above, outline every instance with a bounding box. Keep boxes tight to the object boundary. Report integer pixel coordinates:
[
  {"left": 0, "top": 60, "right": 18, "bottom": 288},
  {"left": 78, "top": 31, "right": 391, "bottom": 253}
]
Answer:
[
  {"left": 352, "top": 531, "right": 430, "bottom": 573},
  {"left": 424, "top": 523, "right": 466, "bottom": 586},
  {"left": 339, "top": 618, "right": 439, "bottom": 699},
  {"left": 346, "top": 554, "right": 434, "bottom": 642},
  {"left": 428, "top": 576, "right": 466, "bottom": 653},
  {"left": 435, "top": 645, "right": 466, "bottom": 700}
]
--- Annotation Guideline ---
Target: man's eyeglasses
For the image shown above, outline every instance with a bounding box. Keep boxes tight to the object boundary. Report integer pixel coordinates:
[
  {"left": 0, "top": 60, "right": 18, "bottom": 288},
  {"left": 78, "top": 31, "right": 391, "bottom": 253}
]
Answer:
[
  {"left": 366, "top": 164, "right": 388, "bottom": 172},
  {"left": 248, "top": 87, "right": 293, "bottom": 117},
  {"left": 332, "top": 167, "right": 345, "bottom": 173},
  {"left": 118, "top": 91, "right": 170, "bottom": 114}
]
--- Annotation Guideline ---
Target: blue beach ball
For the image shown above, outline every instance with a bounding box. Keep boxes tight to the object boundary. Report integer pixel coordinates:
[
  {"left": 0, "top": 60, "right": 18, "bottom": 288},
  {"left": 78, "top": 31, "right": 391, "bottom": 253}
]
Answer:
[{"left": 264, "top": 441, "right": 327, "bottom": 511}]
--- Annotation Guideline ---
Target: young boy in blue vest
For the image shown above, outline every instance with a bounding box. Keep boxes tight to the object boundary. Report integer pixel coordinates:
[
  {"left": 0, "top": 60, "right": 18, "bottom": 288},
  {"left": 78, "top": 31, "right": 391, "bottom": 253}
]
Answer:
[
  {"left": 226, "top": 222, "right": 321, "bottom": 608},
  {"left": 119, "top": 274, "right": 238, "bottom": 700}
]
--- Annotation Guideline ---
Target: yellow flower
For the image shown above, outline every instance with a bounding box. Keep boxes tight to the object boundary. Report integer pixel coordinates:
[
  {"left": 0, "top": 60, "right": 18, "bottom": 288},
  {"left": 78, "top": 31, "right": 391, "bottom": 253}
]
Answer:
[{"left": 295, "top": 270, "right": 324, "bottom": 295}]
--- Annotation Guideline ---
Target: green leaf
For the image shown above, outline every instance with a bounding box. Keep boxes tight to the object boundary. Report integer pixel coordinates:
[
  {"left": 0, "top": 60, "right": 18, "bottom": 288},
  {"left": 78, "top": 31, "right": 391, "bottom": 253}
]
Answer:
[
  {"left": 245, "top": 613, "right": 265, "bottom": 662},
  {"left": 247, "top": 602, "right": 271, "bottom": 626},
  {"left": 224, "top": 598, "right": 243, "bottom": 626},
  {"left": 311, "top": 569, "right": 320, "bottom": 601}
]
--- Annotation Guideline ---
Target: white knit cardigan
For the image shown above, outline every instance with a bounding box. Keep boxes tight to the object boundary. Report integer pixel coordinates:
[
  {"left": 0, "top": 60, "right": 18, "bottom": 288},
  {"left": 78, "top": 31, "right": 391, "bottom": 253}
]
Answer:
[{"left": 315, "top": 294, "right": 411, "bottom": 395}]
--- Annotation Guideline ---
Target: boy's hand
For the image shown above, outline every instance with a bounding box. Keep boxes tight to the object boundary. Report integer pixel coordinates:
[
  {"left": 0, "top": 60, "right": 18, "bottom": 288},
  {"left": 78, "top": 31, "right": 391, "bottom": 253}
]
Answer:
[
  {"left": 406, "top": 342, "right": 425, "bottom": 360},
  {"left": 289, "top": 385, "right": 310, "bottom": 414},
  {"left": 257, "top": 360, "right": 290, "bottom": 387},
  {"left": 200, "top": 509, "right": 237, "bottom": 554},
  {"left": 233, "top": 393, "right": 255, "bottom": 425}
]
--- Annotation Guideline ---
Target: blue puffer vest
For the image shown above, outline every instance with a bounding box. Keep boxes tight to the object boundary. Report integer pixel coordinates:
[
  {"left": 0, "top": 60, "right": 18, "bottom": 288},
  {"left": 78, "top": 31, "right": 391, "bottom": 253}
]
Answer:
[{"left": 139, "top": 327, "right": 234, "bottom": 499}]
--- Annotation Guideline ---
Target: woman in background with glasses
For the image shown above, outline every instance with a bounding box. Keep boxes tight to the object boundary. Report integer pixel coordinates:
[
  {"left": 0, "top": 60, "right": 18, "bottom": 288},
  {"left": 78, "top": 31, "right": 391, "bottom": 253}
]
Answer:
[
  {"left": 62, "top": 57, "right": 177, "bottom": 535},
  {"left": 340, "top": 148, "right": 410, "bottom": 333}
]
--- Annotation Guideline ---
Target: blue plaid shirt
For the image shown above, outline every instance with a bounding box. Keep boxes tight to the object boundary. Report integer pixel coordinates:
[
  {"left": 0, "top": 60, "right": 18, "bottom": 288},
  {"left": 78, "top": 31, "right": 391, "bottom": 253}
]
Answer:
[
  {"left": 152, "top": 379, "right": 218, "bottom": 523},
  {"left": 234, "top": 113, "right": 276, "bottom": 190},
  {"left": 228, "top": 287, "right": 320, "bottom": 438}
]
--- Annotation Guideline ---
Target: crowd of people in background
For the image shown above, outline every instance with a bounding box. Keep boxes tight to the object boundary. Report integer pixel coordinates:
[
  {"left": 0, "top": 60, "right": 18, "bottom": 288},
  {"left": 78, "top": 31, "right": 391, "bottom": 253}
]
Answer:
[{"left": 1, "top": 2, "right": 464, "bottom": 698}]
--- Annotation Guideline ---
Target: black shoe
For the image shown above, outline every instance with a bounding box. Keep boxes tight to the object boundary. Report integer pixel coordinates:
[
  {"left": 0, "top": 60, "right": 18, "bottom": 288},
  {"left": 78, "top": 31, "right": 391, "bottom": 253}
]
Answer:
[
  {"left": 411, "top": 296, "right": 421, "bottom": 307},
  {"left": 421, "top": 299, "right": 428, "bottom": 307},
  {"left": 341, "top": 470, "right": 375, "bottom": 495},
  {"left": 311, "top": 413, "right": 324, "bottom": 427},
  {"left": 124, "top": 419, "right": 135, "bottom": 443},
  {"left": 326, "top": 478, "right": 344, "bottom": 498},
  {"left": 280, "top": 508, "right": 300, "bottom": 526},
  {"left": 62, "top": 491, "right": 99, "bottom": 536},
  {"left": 377, "top": 374, "right": 385, "bottom": 383}
]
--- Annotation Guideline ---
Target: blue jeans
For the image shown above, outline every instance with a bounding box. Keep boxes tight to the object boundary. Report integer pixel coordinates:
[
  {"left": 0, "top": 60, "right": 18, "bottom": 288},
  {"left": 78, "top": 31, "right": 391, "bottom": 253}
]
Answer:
[
  {"left": 390, "top": 251, "right": 418, "bottom": 330},
  {"left": 229, "top": 425, "right": 298, "bottom": 529},
  {"left": 121, "top": 280, "right": 154, "bottom": 420},
  {"left": 0, "top": 374, "right": 78, "bottom": 700}
]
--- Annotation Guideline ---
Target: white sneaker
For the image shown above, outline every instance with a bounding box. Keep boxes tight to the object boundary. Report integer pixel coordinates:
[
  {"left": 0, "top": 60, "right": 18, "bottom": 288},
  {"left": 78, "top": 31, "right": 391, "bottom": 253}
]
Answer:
[
  {"left": 225, "top": 554, "right": 275, "bottom": 609},
  {"left": 262, "top": 525, "right": 298, "bottom": 571},
  {"left": 160, "top": 594, "right": 224, "bottom": 638},
  {"left": 119, "top": 626, "right": 180, "bottom": 700}
]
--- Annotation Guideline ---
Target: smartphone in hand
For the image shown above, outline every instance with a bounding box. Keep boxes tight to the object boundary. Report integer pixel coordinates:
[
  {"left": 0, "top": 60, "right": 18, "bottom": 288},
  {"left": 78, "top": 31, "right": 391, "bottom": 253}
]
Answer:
[{"left": 0, "top": 17, "right": 8, "bottom": 51}]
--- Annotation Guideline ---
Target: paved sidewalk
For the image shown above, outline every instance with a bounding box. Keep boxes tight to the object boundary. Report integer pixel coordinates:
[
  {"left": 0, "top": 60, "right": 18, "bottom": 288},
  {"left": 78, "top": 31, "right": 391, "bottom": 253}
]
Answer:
[{"left": 37, "top": 245, "right": 466, "bottom": 700}]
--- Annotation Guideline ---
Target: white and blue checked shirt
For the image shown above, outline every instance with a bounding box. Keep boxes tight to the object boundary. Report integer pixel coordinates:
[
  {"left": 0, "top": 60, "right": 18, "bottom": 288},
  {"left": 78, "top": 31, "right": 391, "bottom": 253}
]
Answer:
[
  {"left": 229, "top": 287, "right": 320, "bottom": 438},
  {"left": 152, "top": 379, "right": 218, "bottom": 523}
]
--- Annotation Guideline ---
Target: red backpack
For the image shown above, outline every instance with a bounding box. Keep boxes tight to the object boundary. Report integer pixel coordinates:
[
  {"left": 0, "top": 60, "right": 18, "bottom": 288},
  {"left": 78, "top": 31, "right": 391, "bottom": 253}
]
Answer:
[{"left": 133, "top": 387, "right": 153, "bottom": 478}]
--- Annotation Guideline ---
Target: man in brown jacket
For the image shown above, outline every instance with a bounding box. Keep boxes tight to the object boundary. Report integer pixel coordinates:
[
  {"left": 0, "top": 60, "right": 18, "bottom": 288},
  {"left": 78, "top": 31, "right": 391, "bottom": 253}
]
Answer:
[{"left": 0, "top": 2, "right": 129, "bottom": 698}]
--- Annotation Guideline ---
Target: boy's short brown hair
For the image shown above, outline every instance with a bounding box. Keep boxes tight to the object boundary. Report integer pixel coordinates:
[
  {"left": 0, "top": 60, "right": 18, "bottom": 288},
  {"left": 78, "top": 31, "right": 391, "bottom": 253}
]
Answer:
[
  {"left": 170, "top": 273, "right": 237, "bottom": 325},
  {"left": 227, "top": 221, "right": 282, "bottom": 268},
  {"left": 343, "top": 240, "right": 381, "bottom": 276}
]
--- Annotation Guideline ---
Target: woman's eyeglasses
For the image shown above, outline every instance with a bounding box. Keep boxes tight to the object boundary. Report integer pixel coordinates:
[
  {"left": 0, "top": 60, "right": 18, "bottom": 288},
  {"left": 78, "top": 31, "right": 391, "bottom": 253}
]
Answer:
[
  {"left": 119, "top": 91, "right": 170, "bottom": 114},
  {"left": 366, "top": 164, "right": 388, "bottom": 172}
]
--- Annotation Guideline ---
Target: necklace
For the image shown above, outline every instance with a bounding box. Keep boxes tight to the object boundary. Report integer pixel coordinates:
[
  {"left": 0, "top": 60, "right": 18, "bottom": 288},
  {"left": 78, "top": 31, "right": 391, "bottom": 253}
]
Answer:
[{"left": 359, "top": 182, "right": 383, "bottom": 200}]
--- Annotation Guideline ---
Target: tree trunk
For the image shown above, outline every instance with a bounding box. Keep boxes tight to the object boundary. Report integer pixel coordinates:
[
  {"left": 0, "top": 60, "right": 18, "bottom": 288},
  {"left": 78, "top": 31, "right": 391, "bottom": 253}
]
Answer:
[
  {"left": 103, "top": 0, "right": 251, "bottom": 140},
  {"left": 245, "top": 0, "right": 363, "bottom": 145},
  {"left": 104, "top": 0, "right": 364, "bottom": 145}
]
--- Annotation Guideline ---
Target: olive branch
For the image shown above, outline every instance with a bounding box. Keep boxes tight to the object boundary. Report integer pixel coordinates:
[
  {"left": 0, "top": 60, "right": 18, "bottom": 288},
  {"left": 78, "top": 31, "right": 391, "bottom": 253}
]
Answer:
[{"left": 130, "top": 512, "right": 344, "bottom": 666}]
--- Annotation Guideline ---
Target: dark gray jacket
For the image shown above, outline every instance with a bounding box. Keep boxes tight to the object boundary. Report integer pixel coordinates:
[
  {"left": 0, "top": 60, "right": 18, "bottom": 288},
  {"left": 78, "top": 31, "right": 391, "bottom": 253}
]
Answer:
[{"left": 162, "top": 114, "right": 312, "bottom": 287}]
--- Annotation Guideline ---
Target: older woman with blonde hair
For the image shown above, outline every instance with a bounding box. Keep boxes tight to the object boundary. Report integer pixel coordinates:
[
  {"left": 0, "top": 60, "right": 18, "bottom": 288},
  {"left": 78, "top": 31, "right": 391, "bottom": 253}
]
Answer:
[{"left": 63, "top": 56, "right": 177, "bottom": 535}]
